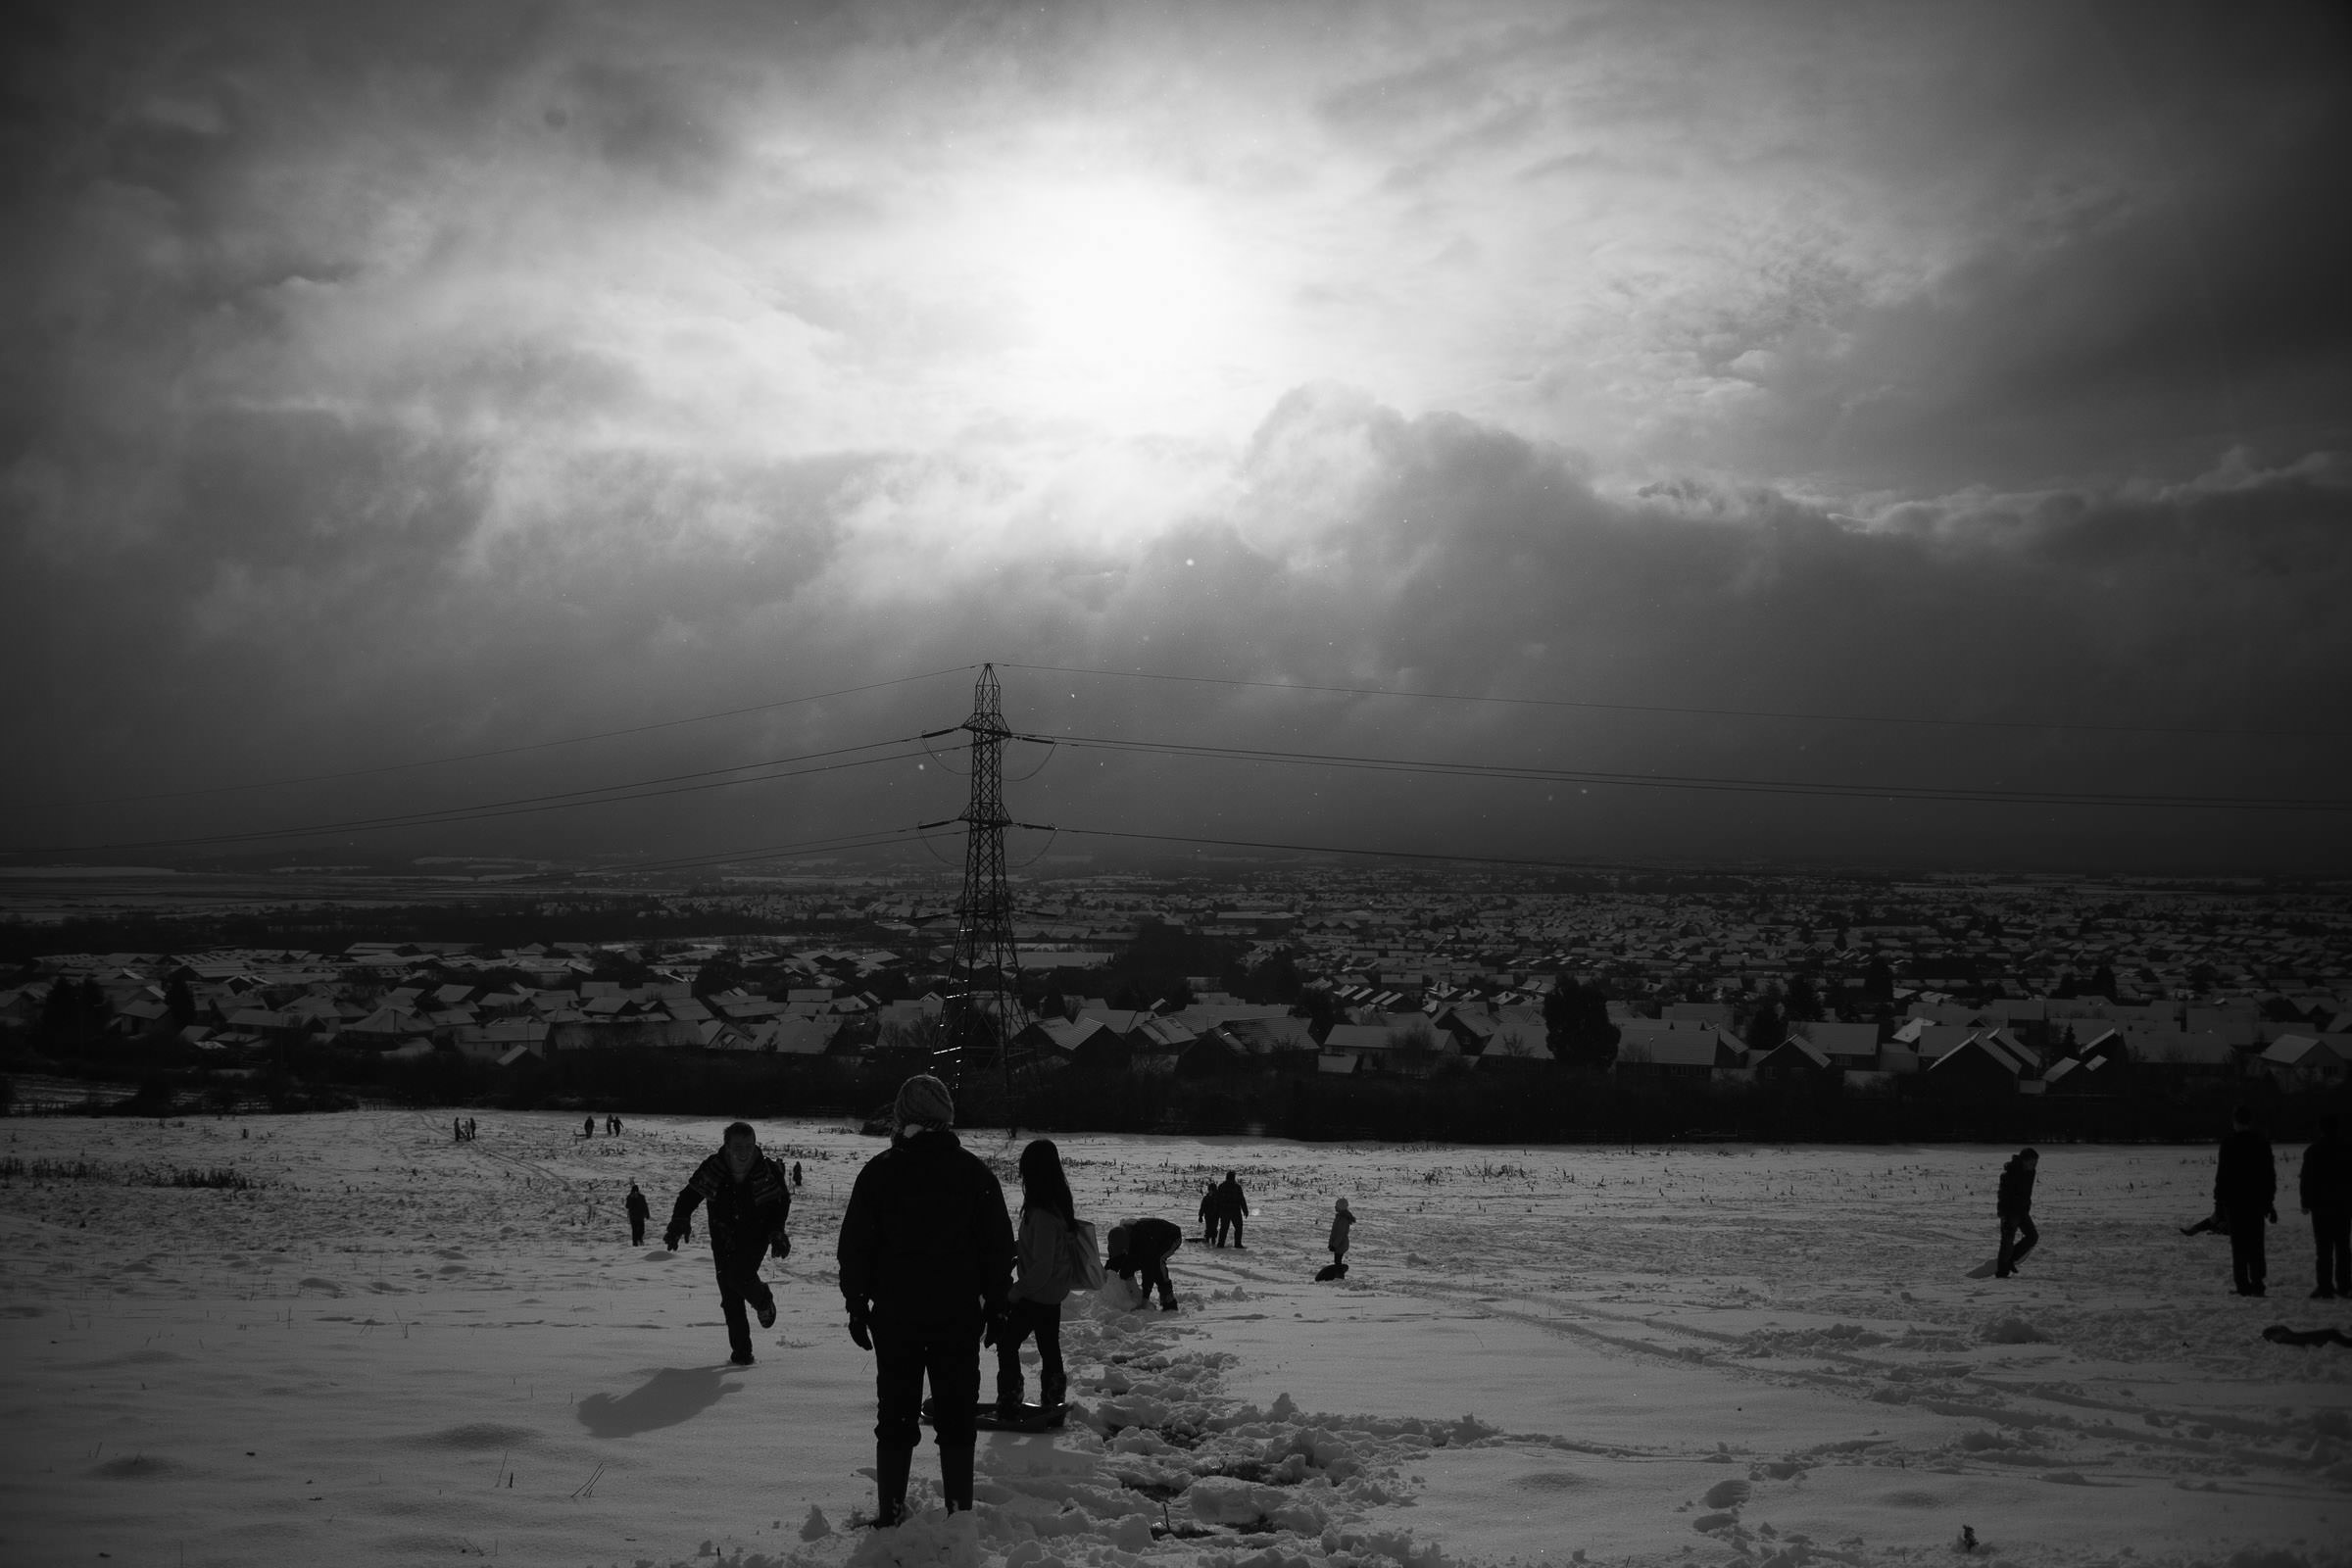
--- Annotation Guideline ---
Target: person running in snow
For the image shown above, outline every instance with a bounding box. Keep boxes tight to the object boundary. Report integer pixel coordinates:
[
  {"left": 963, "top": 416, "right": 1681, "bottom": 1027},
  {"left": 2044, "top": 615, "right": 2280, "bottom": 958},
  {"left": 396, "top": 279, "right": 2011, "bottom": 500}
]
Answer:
[
  {"left": 1328, "top": 1197, "right": 1355, "bottom": 1269},
  {"left": 1105, "top": 1217, "right": 1184, "bottom": 1310},
  {"left": 1216, "top": 1171, "right": 1250, "bottom": 1249},
  {"left": 2300, "top": 1113, "right": 2351, "bottom": 1300},
  {"left": 2216, "top": 1105, "right": 2278, "bottom": 1297},
  {"left": 836, "top": 1075, "right": 1014, "bottom": 1527},
  {"left": 664, "top": 1121, "right": 793, "bottom": 1365},
  {"left": 996, "top": 1139, "right": 1077, "bottom": 1416},
  {"left": 625, "top": 1181, "right": 650, "bottom": 1247},
  {"left": 1994, "top": 1148, "right": 2038, "bottom": 1278}
]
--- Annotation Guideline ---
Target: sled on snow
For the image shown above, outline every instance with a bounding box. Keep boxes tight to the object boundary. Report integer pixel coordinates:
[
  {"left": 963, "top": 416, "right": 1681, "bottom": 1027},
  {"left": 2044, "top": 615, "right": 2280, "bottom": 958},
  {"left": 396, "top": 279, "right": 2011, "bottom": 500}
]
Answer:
[{"left": 920, "top": 1396, "right": 1069, "bottom": 1433}]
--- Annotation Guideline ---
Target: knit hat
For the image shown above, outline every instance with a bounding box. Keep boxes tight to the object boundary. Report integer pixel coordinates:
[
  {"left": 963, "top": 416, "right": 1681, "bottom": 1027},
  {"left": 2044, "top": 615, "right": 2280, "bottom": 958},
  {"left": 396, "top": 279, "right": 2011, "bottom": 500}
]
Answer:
[
  {"left": 894, "top": 1073, "right": 956, "bottom": 1132},
  {"left": 1335, "top": 1197, "right": 1350, "bottom": 1213}
]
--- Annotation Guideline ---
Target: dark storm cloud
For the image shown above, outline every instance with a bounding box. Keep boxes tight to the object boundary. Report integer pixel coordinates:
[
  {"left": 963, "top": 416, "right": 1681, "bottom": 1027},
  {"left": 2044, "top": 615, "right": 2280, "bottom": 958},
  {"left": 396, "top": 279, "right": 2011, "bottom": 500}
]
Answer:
[{"left": 4, "top": 1, "right": 2349, "bottom": 873}]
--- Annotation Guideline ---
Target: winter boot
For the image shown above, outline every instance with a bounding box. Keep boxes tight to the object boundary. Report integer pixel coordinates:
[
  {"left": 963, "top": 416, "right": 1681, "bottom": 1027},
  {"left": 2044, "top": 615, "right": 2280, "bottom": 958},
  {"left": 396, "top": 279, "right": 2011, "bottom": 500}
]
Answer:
[
  {"left": 1039, "top": 1370, "right": 1067, "bottom": 1409},
  {"left": 995, "top": 1372, "right": 1026, "bottom": 1416},
  {"left": 942, "top": 1445, "right": 975, "bottom": 1512},
  {"left": 874, "top": 1444, "right": 913, "bottom": 1528}
]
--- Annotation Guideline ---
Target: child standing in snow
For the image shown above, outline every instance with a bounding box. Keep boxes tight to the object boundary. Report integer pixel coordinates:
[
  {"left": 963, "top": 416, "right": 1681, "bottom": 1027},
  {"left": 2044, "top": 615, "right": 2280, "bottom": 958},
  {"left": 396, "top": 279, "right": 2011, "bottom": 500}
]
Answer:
[
  {"left": 997, "top": 1139, "right": 1077, "bottom": 1414},
  {"left": 1328, "top": 1198, "right": 1354, "bottom": 1268}
]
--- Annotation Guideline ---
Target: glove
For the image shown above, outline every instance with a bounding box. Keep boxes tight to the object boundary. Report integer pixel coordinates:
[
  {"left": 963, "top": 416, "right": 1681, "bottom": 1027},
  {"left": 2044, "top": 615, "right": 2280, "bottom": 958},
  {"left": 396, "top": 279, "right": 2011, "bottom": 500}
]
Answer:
[
  {"left": 847, "top": 1305, "right": 872, "bottom": 1351},
  {"left": 662, "top": 1231, "right": 679, "bottom": 1251},
  {"left": 982, "top": 1306, "right": 1007, "bottom": 1348},
  {"left": 769, "top": 1233, "right": 792, "bottom": 1261}
]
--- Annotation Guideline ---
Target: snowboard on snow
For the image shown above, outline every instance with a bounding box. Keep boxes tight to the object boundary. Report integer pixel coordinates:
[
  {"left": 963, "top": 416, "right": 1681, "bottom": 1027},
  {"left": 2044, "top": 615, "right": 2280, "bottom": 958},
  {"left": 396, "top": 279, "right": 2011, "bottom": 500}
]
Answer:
[{"left": 920, "top": 1396, "right": 1069, "bottom": 1433}]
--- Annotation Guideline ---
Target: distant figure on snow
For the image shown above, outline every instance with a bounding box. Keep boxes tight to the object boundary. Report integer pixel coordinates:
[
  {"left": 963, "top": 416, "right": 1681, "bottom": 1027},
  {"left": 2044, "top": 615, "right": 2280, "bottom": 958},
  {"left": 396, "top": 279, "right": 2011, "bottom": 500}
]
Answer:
[
  {"left": 583, "top": 1115, "right": 596, "bottom": 1139},
  {"left": 997, "top": 1139, "right": 1078, "bottom": 1416},
  {"left": 454, "top": 1116, "right": 464, "bottom": 1143},
  {"left": 791, "top": 1160, "right": 803, "bottom": 1189},
  {"left": 665, "top": 1121, "right": 793, "bottom": 1365},
  {"left": 835, "top": 1074, "right": 1014, "bottom": 1526},
  {"left": 1198, "top": 1181, "right": 1218, "bottom": 1243},
  {"left": 1105, "top": 1217, "right": 1184, "bottom": 1311},
  {"left": 1994, "top": 1148, "right": 2038, "bottom": 1278},
  {"left": 1328, "top": 1197, "right": 1355, "bottom": 1270},
  {"left": 625, "top": 1181, "right": 650, "bottom": 1247},
  {"left": 466, "top": 1117, "right": 476, "bottom": 1140},
  {"left": 2216, "top": 1106, "right": 2278, "bottom": 1297},
  {"left": 2301, "top": 1113, "right": 2351, "bottom": 1300},
  {"left": 1215, "top": 1171, "right": 1250, "bottom": 1249}
]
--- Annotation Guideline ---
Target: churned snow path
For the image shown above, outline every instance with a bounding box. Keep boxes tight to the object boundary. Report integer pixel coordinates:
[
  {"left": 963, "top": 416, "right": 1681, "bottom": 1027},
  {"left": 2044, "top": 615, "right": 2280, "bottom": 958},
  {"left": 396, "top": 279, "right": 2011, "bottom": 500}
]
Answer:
[{"left": 0, "top": 1113, "right": 2345, "bottom": 1568}]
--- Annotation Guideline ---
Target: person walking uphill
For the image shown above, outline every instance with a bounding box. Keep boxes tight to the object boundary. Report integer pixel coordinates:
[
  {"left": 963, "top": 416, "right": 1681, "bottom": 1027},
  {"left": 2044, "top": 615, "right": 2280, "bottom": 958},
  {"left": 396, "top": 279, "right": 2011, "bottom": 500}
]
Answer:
[
  {"left": 664, "top": 1122, "right": 792, "bottom": 1364},
  {"left": 2216, "top": 1106, "right": 2279, "bottom": 1297},
  {"left": 1994, "top": 1149, "right": 2038, "bottom": 1279},
  {"left": 1328, "top": 1197, "right": 1355, "bottom": 1268},
  {"left": 997, "top": 1139, "right": 1079, "bottom": 1416},
  {"left": 625, "top": 1181, "right": 651, "bottom": 1247},
  {"left": 2301, "top": 1114, "right": 2352, "bottom": 1299},
  {"left": 836, "top": 1075, "right": 1014, "bottom": 1528}
]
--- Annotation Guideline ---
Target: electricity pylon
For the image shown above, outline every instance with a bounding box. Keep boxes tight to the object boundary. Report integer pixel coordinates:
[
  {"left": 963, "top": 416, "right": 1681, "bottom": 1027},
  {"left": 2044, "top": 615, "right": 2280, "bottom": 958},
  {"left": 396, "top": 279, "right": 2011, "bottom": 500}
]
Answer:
[{"left": 940, "top": 663, "right": 1028, "bottom": 1121}]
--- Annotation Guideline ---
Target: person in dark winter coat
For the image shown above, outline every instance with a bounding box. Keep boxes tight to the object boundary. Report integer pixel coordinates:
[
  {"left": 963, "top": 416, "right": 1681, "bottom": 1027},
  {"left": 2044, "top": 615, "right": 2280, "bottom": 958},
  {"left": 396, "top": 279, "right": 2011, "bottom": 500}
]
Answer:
[
  {"left": 1994, "top": 1148, "right": 2038, "bottom": 1278},
  {"left": 2300, "top": 1114, "right": 2352, "bottom": 1299},
  {"left": 997, "top": 1139, "right": 1078, "bottom": 1415},
  {"left": 625, "top": 1181, "right": 651, "bottom": 1247},
  {"left": 836, "top": 1075, "right": 1014, "bottom": 1528},
  {"left": 2215, "top": 1106, "right": 2279, "bottom": 1297},
  {"left": 1198, "top": 1181, "right": 1218, "bottom": 1244},
  {"left": 1105, "top": 1217, "right": 1184, "bottom": 1309},
  {"left": 1215, "top": 1172, "right": 1250, "bottom": 1249},
  {"left": 1328, "top": 1197, "right": 1354, "bottom": 1266},
  {"left": 665, "top": 1122, "right": 793, "bottom": 1364}
]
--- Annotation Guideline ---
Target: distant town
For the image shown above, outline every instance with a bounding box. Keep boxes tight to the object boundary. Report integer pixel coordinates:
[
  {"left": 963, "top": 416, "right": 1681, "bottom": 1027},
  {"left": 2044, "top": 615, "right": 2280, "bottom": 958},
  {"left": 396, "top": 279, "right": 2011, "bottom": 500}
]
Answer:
[{"left": 4, "top": 862, "right": 2347, "bottom": 1129}]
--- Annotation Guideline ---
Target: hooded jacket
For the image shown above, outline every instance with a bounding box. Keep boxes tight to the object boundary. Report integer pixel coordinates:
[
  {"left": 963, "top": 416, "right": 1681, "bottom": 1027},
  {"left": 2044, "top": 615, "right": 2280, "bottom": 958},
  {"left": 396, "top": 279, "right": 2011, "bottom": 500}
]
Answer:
[
  {"left": 1328, "top": 1203, "right": 1355, "bottom": 1253},
  {"left": 836, "top": 1128, "right": 1014, "bottom": 1334},
  {"left": 1996, "top": 1155, "right": 2035, "bottom": 1218}
]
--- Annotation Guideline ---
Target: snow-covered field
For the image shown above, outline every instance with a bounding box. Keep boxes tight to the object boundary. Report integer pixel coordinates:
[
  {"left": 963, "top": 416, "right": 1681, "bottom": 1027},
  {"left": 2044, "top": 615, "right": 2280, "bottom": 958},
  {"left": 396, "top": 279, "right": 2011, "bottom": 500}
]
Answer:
[{"left": 2, "top": 1112, "right": 2346, "bottom": 1568}]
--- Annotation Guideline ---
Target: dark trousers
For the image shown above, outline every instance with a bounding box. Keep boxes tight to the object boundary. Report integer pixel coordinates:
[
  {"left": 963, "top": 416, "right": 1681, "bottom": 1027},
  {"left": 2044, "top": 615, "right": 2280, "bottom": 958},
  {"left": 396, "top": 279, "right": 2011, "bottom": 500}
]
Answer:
[
  {"left": 1229, "top": 1212, "right": 1244, "bottom": 1247},
  {"left": 1125, "top": 1248, "right": 1177, "bottom": 1308},
  {"left": 629, "top": 1215, "right": 646, "bottom": 1246},
  {"left": 2314, "top": 1205, "right": 2352, "bottom": 1294},
  {"left": 711, "top": 1244, "right": 773, "bottom": 1357},
  {"left": 874, "top": 1328, "right": 982, "bottom": 1450},
  {"left": 1210, "top": 1215, "right": 1229, "bottom": 1246},
  {"left": 2225, "top": 1203, "right": 2270, "bottom": 1293},
  {"left": 1995, "top": 1213, "right": 2038, "bottom": 1277},
  {"left": 995, "top": 1298, "right": 1064, "bottom": 1396}
]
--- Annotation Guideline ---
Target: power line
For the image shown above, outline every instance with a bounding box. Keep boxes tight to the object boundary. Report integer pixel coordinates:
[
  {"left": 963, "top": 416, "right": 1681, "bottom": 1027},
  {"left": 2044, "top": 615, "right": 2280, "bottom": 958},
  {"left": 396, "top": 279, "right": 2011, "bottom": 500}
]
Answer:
[
  {"left": 8, "top": 737, "right": 938, "bottom": 858},
  {"left": 583, "top": 824, "right": 956, "bottom": 877},
  {"left": 1033, "top": 730, "right": 2352, "bottom": 812},
  {"left": 1049, "top": 823, "right": 1603, "bottom": 873},
  {"left": 1002, "top": 661, "right": 2337, "bottom": 741},
  {"left": 37, "top": 665, "right": 978, "bottom": 811}
]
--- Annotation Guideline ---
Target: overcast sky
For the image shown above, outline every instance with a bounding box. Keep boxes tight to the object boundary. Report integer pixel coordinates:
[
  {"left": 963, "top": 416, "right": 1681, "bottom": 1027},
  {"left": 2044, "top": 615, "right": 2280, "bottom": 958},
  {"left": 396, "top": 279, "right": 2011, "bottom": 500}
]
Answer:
[{"left": 5, "top": 0, "right": 2350, "bottom": 876}]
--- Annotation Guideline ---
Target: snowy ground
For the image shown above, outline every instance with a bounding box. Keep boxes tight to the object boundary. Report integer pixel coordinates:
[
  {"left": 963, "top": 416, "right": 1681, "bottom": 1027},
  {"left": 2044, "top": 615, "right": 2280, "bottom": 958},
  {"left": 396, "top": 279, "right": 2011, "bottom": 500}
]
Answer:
[{"left": 2, "top": 1112, "right": 2346, "bottom": 1568}]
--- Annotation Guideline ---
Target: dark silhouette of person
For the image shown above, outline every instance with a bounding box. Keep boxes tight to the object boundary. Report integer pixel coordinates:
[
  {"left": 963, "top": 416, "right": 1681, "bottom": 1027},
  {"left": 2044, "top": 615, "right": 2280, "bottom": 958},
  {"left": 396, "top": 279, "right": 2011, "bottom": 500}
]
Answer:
[
  {"left": 466, "top": 1117, "right": 476, "bottom": 1140},
  {"left": 2300, "top": 1113, "right": 2351, "bottom": 1299},
  {"left": 454, "top": 1116, "right": 464, "bottom": 1143},
  {"left": 1216, "top": 1172, "right": 1250, "bottom": 1249},
  {"left": 2216, "top": 1106, "right": 2278, "bottom": 1297},
  {"left": 1198, "top": 1181, "right": 1218, "bottom": 1244},
  {"left": 997, "top": 1139, "right": 1077, "bottom": 1415},
  {"left": 583, "top": 1115, "right": 596, "bottom": 1139},
  {"left": 625, "top": 1181, "right": 650, "bottom": 1247},
  {"left": 1328, "top": 1197, "right": 1355, "bottom": 1268},
  {"left": 665, "top": 1121, "right": 793, "bottom": 1364},
  {"left": 836, "top": 1075, "right": 1013, "bottom": 1528},
  {"left": 792, "top": 1160, "right": 803, "bottom": 1189},
  {"left": 1994, "top": 1148, "right": 2038, "bottom": 1278},
  {"left": 1105, "top": 1217, "right": 1184, "bottom": 1310}
]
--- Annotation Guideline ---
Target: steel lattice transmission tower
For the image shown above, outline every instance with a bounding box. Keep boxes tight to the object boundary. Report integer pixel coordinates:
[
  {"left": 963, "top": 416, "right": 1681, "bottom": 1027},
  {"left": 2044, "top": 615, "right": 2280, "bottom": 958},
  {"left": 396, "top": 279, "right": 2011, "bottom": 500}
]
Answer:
[{"left": 940, "top": 663, "right": 1028, "bottom": 1117}]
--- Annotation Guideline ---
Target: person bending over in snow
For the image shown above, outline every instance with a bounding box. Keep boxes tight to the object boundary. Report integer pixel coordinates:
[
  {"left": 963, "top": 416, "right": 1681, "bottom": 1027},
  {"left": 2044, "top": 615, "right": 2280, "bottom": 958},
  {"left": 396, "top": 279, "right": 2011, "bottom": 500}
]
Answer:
[
  {"left": 1994, "top": 1148, "right": 2038, "bottom": 1278},
  {"left": 1105, "top": 1217, "right": 1184, "bottom": 1310},
  {"left": 2216, "top": 1105, "right": 2278, "bottom": 1298},
  {"left": 1328, "top": 1197, "right": 1355, "bottom": 1269},
  {"left": 665, "top": 1121, "right": 793, "bottom": 1365},
  {"left": 835, "top": 1074, "right": 1013, "bottom": 1527},
  {"left": 2300, "top": 1113, "right": 2351, "bottom": 1300}
]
